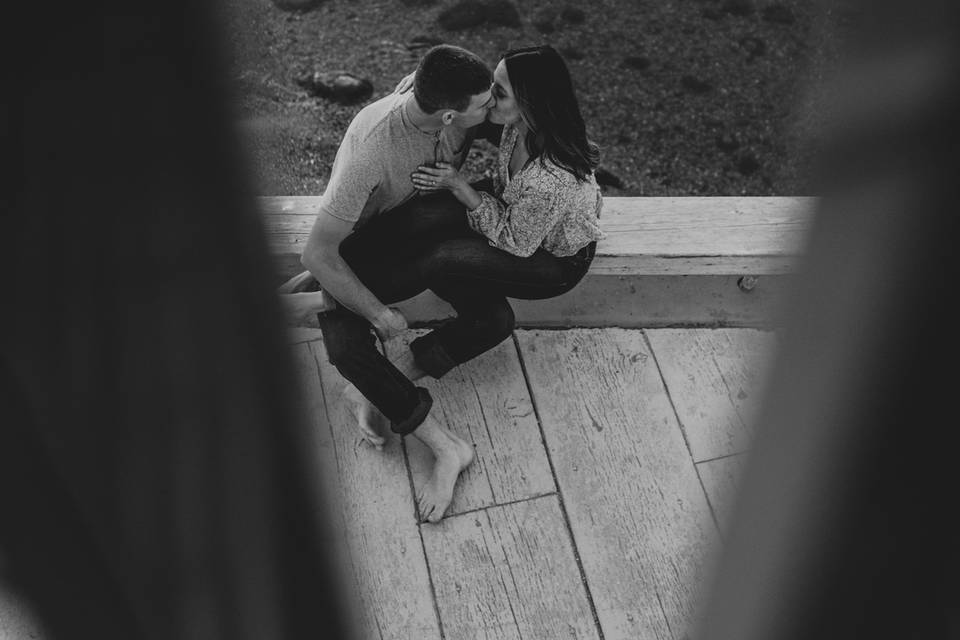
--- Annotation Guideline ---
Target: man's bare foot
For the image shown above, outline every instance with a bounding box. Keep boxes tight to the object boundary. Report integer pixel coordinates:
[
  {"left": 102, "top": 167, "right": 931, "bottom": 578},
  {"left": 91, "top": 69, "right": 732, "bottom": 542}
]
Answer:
[
  {"left": 280, "top": 290, "right": 334, "bottom": 325},
  {"left": 415, "top": 424, "right": 475, "bottom": 524},
  {"left": 343, "top": 383, "right": 387, "bottom": 450},
  {"left": 277, "top": 269, "right": 317, "bottom": 294}
]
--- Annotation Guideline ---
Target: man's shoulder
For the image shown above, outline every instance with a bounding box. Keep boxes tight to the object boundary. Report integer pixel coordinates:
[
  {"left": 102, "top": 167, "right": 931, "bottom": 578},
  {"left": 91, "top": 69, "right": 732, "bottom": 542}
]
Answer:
[{"left": 346, "top": 92, "right": 406, "bottom": 145}]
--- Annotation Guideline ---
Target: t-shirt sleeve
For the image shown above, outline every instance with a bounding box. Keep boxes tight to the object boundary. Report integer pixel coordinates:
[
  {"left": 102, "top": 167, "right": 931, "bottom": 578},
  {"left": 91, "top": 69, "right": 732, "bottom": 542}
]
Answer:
[{"left": 317, "top": 129, "right": 380, "bottom": 224}]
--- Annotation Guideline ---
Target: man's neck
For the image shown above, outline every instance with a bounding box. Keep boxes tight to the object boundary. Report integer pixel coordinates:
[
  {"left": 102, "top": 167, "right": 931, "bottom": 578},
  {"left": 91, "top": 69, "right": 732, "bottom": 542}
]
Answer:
[{"left": 403, "top": 95, "right": 445, "bottom": 134}]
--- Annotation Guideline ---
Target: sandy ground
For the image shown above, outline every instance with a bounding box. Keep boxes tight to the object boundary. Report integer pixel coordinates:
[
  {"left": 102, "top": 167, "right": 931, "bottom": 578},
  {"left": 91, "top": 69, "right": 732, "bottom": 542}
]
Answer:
[{"left": 220, "top": 0, "right": 852, "bottom": 196}]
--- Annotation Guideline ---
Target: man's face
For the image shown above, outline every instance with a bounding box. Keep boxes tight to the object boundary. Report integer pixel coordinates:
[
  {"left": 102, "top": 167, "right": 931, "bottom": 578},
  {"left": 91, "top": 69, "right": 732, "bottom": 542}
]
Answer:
[{"left": 448, "top": 88, "right": 495, "bottom": 128}]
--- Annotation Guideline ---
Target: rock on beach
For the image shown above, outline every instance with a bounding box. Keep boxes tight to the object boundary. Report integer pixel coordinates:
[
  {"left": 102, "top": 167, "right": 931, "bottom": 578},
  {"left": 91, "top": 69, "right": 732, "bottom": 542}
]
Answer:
[{"left": 295, "top": 71, "right": 374, "bottom": 105}]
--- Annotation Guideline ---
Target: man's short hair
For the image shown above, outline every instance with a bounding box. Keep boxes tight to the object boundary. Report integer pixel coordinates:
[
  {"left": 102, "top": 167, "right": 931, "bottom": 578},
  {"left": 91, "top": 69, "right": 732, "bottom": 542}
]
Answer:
[{"left": 413, "top": 45, "right": 492, "bottom": 114}]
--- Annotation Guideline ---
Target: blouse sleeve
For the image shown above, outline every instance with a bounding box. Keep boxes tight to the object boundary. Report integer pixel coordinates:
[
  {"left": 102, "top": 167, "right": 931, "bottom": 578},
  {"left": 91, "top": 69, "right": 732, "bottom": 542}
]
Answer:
[{"left": 466, "top": 170, "right": 566, "bottom": 258}]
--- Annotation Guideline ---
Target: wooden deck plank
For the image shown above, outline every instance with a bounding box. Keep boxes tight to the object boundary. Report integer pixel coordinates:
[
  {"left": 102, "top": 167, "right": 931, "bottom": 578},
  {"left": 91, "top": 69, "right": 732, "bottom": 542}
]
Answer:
[
  {"left": 516, "top": 329, "right": 717, "bottom": 640},
  {"left": 286, "top": 326, "right": 324, "bottom": 344},
  {"left": 295, "top": 341, "right": 442, "bottom": 640},
  {"left": 386, "top": 333, "right": 555, "bottom": 517},
  {"left": 598, "top": 197, "right": 813, "bottom": 265},
  {"left": 259, "top": 196, "right": 815, "bottom": 276},
  {"left": 696, "top": 454, "right": 747, "bottom": 538},
  {"left": 421, "top": 495, "right": 600, "bottom": 640},
  {"left": 646, "top": 329, "right": 776, "bottom": 462},
  {"left": 280, "top": 273, "right": 796, "bottom": 330}
]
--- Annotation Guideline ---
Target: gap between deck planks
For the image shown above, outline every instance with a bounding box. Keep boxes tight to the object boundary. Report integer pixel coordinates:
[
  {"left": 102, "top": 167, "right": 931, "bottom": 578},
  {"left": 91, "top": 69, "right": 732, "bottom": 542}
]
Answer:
[{"left": 289, "top": 326, "right": 774, "bottom": 640}]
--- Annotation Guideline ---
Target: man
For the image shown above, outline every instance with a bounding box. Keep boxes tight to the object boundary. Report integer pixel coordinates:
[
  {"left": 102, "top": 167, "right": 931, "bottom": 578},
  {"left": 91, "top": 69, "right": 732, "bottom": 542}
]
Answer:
[{"left": 291, "top": 45, "right": 495, "bottom": 523}]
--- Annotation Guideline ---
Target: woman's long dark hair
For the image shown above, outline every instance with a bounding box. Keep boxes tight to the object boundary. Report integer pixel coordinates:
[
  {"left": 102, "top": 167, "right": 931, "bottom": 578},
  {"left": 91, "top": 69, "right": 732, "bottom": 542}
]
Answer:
[{"left": 502, "top": 45, "right": 600, "bottom": 181}]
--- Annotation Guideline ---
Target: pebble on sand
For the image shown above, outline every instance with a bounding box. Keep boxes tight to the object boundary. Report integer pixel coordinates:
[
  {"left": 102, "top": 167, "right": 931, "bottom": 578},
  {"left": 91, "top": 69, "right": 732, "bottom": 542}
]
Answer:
[
  {"left": 438, "top": 0, "right": 521, "bottom": 31},
  {"left": 623, "top": 56, "right": 652, "bottom": 71},
  {"left": 560, "top": 47, "right": 585, "bottom": 61},
  {"left": 738, "top": 36, "right": 767, "bottom": 60},
  {"left": 721, "top": 0, "right": 755, "bottom": 17},
  {"left": 533, "top": 9, "right": 557, "bottom": 34},
  {"left": 737, "top": 152, "right": 761, "bottom": 175},
  {"left": 560, "top": 7, "right": 586, "bottom": 24},
  {"left": 716, "top": 133, "right": 740, "bottom": 152},
  {"left": 295, "top": 71, "right": 373, "bottom": 105},
  {"left": 681, "top": 75, "right": 713, "bottom": 94},
  {"left": 485, "top": 0, "right": 522, "bottom": 27},
  {"left": 762, "top": 4, "right": 796, "bottom": 24},
  {"left": 271, "top": 0, "right": 325, "bottom": 11}
]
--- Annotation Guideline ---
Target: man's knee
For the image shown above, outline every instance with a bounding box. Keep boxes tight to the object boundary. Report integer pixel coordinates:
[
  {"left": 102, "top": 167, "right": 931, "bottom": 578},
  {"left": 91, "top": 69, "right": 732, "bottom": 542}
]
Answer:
[{"left": 319, "top": 315, "right": 377, "bottom": 379}]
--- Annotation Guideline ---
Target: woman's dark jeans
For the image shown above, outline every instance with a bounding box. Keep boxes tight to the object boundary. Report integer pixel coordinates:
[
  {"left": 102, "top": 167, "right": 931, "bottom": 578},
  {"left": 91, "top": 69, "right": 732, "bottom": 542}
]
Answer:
[{"left": 317, "top": 183, "right": 595, "bottom": 435}]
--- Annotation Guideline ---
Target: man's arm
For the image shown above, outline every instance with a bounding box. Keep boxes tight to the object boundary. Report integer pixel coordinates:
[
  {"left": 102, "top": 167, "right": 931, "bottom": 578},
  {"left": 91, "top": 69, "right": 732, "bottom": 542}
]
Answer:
[{"left": 300, "top": 214, "right": 406, "bottom": 339}]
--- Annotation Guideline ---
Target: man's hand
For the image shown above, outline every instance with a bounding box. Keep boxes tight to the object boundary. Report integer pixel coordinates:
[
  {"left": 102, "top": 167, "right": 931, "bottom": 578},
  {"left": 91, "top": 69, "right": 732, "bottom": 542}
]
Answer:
[{"left": 371, "top": 307, "right": 408, "bottom": 341}]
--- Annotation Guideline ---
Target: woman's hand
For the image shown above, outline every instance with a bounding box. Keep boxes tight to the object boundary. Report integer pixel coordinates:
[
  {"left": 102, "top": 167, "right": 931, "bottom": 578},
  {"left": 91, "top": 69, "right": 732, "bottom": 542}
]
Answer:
[
  {"left": 394, "top": 71, "right": 415, "bottom": 95},
  {"left": 411, "top": 161, "right": 466, "bottom": 193}
]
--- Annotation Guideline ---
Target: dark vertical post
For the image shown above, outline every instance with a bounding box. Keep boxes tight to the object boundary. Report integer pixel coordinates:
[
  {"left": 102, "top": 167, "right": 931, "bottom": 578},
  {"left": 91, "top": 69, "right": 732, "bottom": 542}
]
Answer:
[
  {"left": 699, "top": 1, "right": 959, "bottom": 638},
  {"left": 1, "top": 2, "right": 350, "bottom": 638}
]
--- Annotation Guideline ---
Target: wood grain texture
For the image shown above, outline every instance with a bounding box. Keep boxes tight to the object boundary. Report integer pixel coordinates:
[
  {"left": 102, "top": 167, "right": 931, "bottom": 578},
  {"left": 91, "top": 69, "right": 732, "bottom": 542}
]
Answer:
[
  {"left": 697, "top": 454, "right": 747, "bottom": 538},
  {"left": 646, "top": 329, "right": 777, "bottom": 461},
  {"left": 275, "top": 274, "right": 795, "bottom": 330},
  {"left": 598, "top": 197, "right": 814, "bottom": 259},
  {"left": 421, "top": 495, "right": 600, "bottom": 640},
  {"left": 386, "top": 332, "right": 555, "bottom": 517},
  {"left": 294, "top": 341, "right": 442, "bottom": 640},
  {"left": 516, "top": 329, "right": 717, "bottom": 640},
  {"left": 286, "top": 326, "right": 323, "bottom": 344},
  {"left": 259, "top": 196, "right": 816, "bottom": 276}
]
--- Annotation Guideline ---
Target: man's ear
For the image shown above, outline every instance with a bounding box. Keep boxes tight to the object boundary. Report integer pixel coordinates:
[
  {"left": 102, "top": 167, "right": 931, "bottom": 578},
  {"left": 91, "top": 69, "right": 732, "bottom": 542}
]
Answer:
[{"left": 441, "top": 110, "right": 455, "bottom": 126}]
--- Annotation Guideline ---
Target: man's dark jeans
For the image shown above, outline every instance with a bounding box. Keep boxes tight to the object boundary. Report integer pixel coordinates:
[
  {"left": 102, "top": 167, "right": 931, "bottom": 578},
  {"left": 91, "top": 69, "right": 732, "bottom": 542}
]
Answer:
[{"left": 317, "top": 184, "right": 595, "bottom": 435}]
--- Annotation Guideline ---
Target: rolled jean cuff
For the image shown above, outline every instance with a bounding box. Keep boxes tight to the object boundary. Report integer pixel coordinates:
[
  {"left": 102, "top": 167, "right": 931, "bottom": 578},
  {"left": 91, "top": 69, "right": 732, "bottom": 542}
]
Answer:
[
  {"left": 410, "top": 333, "right": 458, "bottom": 379},
  {"left": 390, "top": 387, "right": 433, "bottom": 436}
]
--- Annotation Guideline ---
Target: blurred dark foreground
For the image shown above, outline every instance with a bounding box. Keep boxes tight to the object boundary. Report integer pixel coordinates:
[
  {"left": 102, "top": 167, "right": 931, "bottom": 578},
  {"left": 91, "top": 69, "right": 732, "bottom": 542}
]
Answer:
[
  {"left": 2, "top": 1, "right": 958, "bottom": 638},
  {"left": 2, "top": 2, "right": 350, "bottom": 638}
]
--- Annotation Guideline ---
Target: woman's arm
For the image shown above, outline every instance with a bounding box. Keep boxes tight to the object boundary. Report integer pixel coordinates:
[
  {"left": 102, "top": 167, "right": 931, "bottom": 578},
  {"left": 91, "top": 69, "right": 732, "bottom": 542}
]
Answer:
[
  {"left": 394, "top": 71, "right": 415, "bottom": 94},
  {"left": 412, "top": 162, "right": 568, "bottom": 257},
  {"left": 466, "top": 178, "right": 565, "bottom": 257}
]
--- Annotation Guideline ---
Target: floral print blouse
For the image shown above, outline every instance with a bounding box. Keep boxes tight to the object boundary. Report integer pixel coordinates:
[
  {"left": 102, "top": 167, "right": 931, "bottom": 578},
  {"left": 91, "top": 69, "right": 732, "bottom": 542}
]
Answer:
[{"left": 466, "top": 123, "right": 605, "bottom": 257}]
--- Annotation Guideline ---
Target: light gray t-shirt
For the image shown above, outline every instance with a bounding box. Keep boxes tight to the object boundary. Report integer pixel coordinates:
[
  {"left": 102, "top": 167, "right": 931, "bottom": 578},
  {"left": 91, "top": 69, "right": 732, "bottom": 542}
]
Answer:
[{"left": 318, "top": 92, "right": 472, "bottom": 230}]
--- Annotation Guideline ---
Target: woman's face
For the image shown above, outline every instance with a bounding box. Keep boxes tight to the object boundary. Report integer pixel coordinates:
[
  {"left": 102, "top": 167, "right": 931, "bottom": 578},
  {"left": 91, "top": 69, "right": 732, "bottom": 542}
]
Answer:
[{"left": 487, "top": 59, "right": 522, "bottom": 126}]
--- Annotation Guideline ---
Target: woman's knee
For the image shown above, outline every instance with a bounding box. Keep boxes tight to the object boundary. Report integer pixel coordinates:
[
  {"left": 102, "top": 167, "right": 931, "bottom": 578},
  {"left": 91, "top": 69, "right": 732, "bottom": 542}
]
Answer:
[
  {"left": 486, "top": 299, "right": 516, "bottom": 339},
  {"left": 465, "top": 299, "right": 514, "bottom": 343}
]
